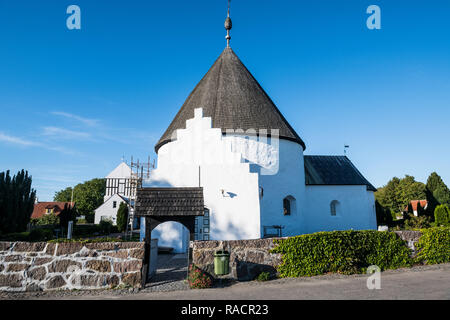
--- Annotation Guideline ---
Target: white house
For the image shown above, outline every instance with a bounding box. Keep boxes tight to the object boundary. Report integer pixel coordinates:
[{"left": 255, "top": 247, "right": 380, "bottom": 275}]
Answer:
[
  {"left": 94, "top": 193, "right": 129, "bottom": 225},
  {"left": 94, "top": 162, "right": 137, "bottom": 227}
]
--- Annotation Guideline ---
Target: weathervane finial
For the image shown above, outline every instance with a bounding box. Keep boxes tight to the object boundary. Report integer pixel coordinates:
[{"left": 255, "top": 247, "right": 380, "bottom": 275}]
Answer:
[{"left": 224, "top": 0, "right": 232, "bottom": 47}]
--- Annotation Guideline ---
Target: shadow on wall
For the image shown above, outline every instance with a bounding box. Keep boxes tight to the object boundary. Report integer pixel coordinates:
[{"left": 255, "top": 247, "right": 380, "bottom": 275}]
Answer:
[
  {"left": 236, "top": 261, "right": 277, "bottom": 281},
  {"left": 211, "top": 219, "right": 246, "bottom": 240}
]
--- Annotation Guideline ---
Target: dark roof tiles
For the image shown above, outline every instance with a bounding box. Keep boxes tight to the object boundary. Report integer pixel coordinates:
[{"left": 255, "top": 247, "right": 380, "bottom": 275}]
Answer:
[
  {"left": 31, "top": 202, "right": 75, "bottom": 219},
  {"left": 155, "top": 48, "right": 305, "bottom": 152},
  {"left": 304, "top": 156, "right": 376, "bottom": 191},
  {"left": 135, "top": 187, "right": 204, "bottom": 217}
]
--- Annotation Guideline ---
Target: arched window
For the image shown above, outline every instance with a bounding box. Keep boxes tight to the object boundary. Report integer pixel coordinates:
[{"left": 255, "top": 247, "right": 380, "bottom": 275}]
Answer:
[
  {"left": 283, "top": 196, "right": 296, "bottom": 216},
  {"left": 330, "top": 200, "right": 340, "bottom": 216}
]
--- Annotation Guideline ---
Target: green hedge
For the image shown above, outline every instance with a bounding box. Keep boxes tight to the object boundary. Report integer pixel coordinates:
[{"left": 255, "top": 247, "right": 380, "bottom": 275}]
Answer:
[
  {"left": 48, "top": 237, "right": 124, "bottom": 244},
  {"left": 0, "top": 228, "right": 54, "bottom": 242},
  {"left": 271, "top": 230, "right": 412, "bottom": 277},
  {"left": 72, "top": 222, "right": 119, "bottom": 237},
  {"left": 415, "top": 227, "right": 450, "bottom": 264}
]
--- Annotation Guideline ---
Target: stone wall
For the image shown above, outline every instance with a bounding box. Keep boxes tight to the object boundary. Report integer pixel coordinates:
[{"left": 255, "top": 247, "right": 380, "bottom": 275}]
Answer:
[
  {"left": 394, "top": 230, "right": 422, "bottom": 256},
  {"left": 192, "top": 231, "right": 425, "bottom": 281},
  {"left": 0, "top": 241, "right": 145, "bottom": 292},
  {"left": 191, "top": 238, "right": 282, "bottom": 281}
]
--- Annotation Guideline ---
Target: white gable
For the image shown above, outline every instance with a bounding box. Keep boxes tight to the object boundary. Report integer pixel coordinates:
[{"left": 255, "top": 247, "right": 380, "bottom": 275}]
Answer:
[
  {"left": 94, "top": 193, "right": 128, "bottom": 225},
  {"left": 106, "top": 162, "right": 132, "bottom": 179}
]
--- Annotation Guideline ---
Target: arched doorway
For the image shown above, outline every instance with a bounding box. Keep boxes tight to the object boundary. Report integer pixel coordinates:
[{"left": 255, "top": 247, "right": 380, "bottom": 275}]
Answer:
[
  {"left": 134, "top": 187, "right": 205, "bottom": 285},
  {"left": 149, "top": 221, "right": 190, "bottom": 287}
]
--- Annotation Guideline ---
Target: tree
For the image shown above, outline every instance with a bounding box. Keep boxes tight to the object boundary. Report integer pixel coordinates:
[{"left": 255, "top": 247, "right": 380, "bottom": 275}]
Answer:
[
  {"left": 434, "top": 205, "right": 450, "bottom": 227},
  {"left": 58, "top": 203, "right": 77, "bottom": 229},
  {"left": 116, "top": 202, "right": 129, "bottom": 232},
  {"left": 433, "top": 185, "right": 450, "bottom": 206},
  {"left": 375, "top": 177, "right": 401, "bottom": 213},
  {"left": 0, "top": 170, "right": 36, "bottom": 234},
  {"left": 396, "top": 175, "right": 427, "bottom": 210},
  {"left": 416, "top": 201, "right": 424, "bottom": 217},
  {"left": 375, "top": 200, "right": 393, "bottom": 226},
  {"left": 54, "top": 178, "right": 105, "bottom": 223},
  {"left": 375, "top": 175, "right": 427, "bottom": 218},
  {"left": 426, "top": 172, "right": 450, "bottom": 206},
  {"left": 31, "top": 212, "right": 59, "bottom": 226}
]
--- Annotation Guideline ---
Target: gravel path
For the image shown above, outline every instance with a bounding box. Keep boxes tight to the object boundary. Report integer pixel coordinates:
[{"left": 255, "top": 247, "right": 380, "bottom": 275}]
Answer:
[{"left": 141, "top": 253, "right": 190, "bottom": 293}]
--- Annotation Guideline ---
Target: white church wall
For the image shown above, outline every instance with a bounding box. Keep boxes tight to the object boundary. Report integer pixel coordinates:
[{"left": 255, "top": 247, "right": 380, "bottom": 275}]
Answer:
[
  {"left": 144, "top": 108, "right": 262, "bottom": 252},
  {"left": 304, "top": 185, "right": 377, "bottom": 233},
  {"left": 254, "top": 139, "right": 306, "bottom": 238}
]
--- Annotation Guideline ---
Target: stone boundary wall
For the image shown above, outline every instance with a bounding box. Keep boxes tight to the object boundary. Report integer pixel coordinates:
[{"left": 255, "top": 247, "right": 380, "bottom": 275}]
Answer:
[
  {"left": 191, "top": 238, "right": 283, "bottom": 281},
  {"left": 394, "top": 230, "right": 422, "bottom": 256},
  {"left": 191, "top": 231, "right": 424, "bottom": 281},
  {"left": 0, "top": 241, "right": 145, "bottom": 292}
]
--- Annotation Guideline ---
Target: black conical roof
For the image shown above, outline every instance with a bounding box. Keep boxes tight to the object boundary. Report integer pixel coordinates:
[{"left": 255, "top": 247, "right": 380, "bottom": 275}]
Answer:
[{"left": 155, "top": 48, "right": 305, "bottom": 152}]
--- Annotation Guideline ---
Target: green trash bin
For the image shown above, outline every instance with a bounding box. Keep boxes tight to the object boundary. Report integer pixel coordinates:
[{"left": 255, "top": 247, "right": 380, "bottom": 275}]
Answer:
[{"left": 214, "top": 250, "right": 230, "bottom": 275}]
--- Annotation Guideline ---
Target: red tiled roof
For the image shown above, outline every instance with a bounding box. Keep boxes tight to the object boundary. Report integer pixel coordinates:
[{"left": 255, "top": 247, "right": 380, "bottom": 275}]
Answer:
[
  {"left": 404, "top": 200, "right": 428, "bottom": 212},
  {"left": 31, "top": 202, "right": 75, "bottom": 219}
]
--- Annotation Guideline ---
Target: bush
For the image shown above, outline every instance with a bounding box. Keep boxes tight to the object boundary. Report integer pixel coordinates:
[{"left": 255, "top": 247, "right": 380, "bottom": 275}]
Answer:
[
  {"left": 116, "top": 202, "right": 129, "bottom": 232},
  {"left": 0, "top": 228, "right": 55, "bottom": 242},
  {"left": 255, "top": 271, "right": 271, "bottom": 281},
  {"left": 403, "top": 214, "right": 432, "bottom": 230},
  {"left": 187, "top": 264, "right": 213, "bottom": 289},
  {"left": 72, "top": 224, "right": 100, "bottom": 237},
  {"left": 0, "top": 232, "right": 31, "bottom": 241},
  {"left": 71, "top": 222, "right": 118, "bottom": 238},
  {"left": 434, "top": 205, "right": 450, "bottom": 227},
  {"left": 415, "top": 227, "right": 450, "bottom": 264},
  {"left": 31, "top": 213, "right": 60, "bottom": 226},
  {"left": 99, "top": 220, "right": 114, "bottom": 234},
  {"left": 48, "top": 237, "right": 124, "bottom": 244},
  {"left": 28, "top": 228, "right": 54, "bottom": 241},
  {"left": 271, "top": 230, "right": 412, "bottom": 278}
]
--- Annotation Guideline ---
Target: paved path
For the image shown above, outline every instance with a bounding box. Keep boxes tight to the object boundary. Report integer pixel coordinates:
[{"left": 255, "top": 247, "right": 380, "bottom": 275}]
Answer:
[
  {"left": 143, "top": 253, "right": 189, "bottom": 292},
  {"left": 14, "top": 263, "right": 448, "bottom": 300}
]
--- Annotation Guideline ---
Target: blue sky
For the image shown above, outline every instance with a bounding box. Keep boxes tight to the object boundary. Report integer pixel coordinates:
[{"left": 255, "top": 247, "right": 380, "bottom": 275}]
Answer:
[{"left": 0, "top": 0, "right": 449, "bottom": 201}]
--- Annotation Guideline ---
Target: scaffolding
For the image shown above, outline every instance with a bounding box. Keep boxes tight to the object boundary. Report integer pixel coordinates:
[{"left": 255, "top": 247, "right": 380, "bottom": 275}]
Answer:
[{"left": 125, "top": 156, "right": 154, "bottom": 239}]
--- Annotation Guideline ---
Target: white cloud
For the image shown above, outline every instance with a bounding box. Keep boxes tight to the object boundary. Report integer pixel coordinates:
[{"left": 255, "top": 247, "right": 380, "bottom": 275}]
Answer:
[
  {"left": 0, "top": 132, "right": 37, "bottom": 146},
  {"left": 42, "top": 126, "right": 91, "bottom": 140},
  {"left": 0, "top": 132, "right": 81, "bottom": 156},
  {"left": 51, "top": 111, "right": 99, "bottom": 127}
]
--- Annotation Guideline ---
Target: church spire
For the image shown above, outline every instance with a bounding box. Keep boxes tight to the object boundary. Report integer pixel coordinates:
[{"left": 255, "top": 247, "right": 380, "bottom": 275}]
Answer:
[{"left": 224, "top": 0, "right": 232, "bottom": 47}]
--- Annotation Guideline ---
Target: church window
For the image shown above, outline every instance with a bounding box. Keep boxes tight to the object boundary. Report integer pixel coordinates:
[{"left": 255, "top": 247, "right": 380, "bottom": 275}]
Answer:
[
  {"left": 283, "top": 196, "right": 296, "bottom": 216},
  {"left": 113, "top": 201, "right": 117, "bottom": 208},
  {"left": 330, "top": 200, "right": 340, "bottom": 216},
  {"left": 283, "top": 198, "right": 290, "bottom": 215}
]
